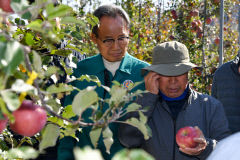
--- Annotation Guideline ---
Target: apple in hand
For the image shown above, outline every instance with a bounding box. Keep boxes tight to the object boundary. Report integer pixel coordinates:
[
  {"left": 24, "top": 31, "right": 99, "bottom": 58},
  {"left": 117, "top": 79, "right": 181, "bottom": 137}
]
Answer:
[
  {"left": 176, "top": 126, "right": 200, "bottom": 148},
  {"left": 0, "top": 0, "right": 13, "bottom": 13},
  {"left": 10, "top": 100, "right": 47, "bottom": 137},
  {"left": 0, "top": 115, "right": 8, "bottom": 133}
]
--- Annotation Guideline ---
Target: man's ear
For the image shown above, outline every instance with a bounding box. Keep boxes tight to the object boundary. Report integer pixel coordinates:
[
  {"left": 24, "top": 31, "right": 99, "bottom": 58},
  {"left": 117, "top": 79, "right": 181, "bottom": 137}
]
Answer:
[{"left": 91, "top": 33, "right": 97, "bottom": 44}]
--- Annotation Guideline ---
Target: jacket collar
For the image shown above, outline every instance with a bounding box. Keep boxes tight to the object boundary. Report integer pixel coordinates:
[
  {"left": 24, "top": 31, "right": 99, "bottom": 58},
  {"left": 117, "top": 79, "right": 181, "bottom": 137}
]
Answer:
[
  {"left": 92, "top": 53, "right": 133, "bottom": 75},
  {"left": 118, "top": 53, "right": 132, "bottom": 74}
]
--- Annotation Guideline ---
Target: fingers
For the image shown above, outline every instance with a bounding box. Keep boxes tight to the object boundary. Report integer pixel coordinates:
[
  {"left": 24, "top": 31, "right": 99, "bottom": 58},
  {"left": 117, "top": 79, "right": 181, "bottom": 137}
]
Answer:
[
  {"left": 144, "top": 72, "right": 160, "bottom": 94},
  {"left": 179, "top": 128, "right": 207, "bottom": 156},
  {"left": 194, "top": 126, "right": 205, "bottom": 139}
]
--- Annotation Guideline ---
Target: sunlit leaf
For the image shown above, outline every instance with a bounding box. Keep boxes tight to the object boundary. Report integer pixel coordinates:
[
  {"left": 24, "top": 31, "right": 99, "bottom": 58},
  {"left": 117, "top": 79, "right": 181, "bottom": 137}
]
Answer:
[
  {"left": 11, "top": 0, "right": 29, "bottom": 12},
  {"left": 45, "top": 66, "right": 60, "bottom": 77},
  {"left": 11, "top": 79, "right": 34, "bottom": 92},
  {"left": 46, "top": 4, "right": 73, "bottom": 20},
  {"left": 109, "top": 85, "right": 127, "bottom": 105},
  {"left": 25, "top": 33, "right": 34, "bottom": 46},
  {"left": 33, "top": 51, "right": 42, "bottom": 73},
  {"left": 39, "top": 124, "right": 60, "bottom": 151},
  {"left": 47, "top": 117, "right": 64, "bottom": 127},
  {"left": 77, "top": 75, "right": 101, "bottom": 87},
  {"left": 73, "top": 147, "right": 103, "bottom": 160},
  {"left": 0, "top": 90, "right": 20, "bottom": 111},
  {"left": 62, "top": 105, "right": 76, "bottom": 119},
  {"left": 126, "top": 103, "right": 142, "bottom": 113},
  {"left": 61, "top": 17, "right": 85, "bottom": 25},
  {"left": 125, "top": 115, "right": 150, "bottom": 140},
  {"left": 0, "top": 41, "right": 24, "bottom": 75},
  {"left": 89, "top": 127, "right": 102, "bottom": 148},
  {"left": 72, "top": 86, "right": 98, "bottom": 115},
  {"left": 46, "top": 83, "right": 74, "bottom": 94},
  {"left": 6, "top": 146, "right": 38, "bottom": 159},
  {"left": 113, "top": 149, "right": 154, "bottom": 160},
  {"left": 102, "top": 127, "right": 113, "bottom": 154},
  {"left": 27, "top": 19, "right": 43, "bottom": 32}
]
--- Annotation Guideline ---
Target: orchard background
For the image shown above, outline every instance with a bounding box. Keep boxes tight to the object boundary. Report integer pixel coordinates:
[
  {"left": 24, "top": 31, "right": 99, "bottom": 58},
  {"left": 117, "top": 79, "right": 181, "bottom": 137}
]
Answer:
[{"left": 0, "top": 0, "right": 239, "bottom": 159}]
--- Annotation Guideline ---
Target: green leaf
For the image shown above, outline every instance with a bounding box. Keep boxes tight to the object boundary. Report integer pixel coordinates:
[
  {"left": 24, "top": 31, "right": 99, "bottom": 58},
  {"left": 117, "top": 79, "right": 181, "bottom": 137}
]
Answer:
[
  {"left": 46, "top": 99, "right": 61, "bottom": 113},
  {"left": 11, "top": 0, "right": 29, "bottom": 12},
  {"left": 6, "top": 146, "right": 38, "bottom": 159},
  {"left": 22, "top": 11, "right": 32, "bottom": 20},
  {"left": 25, "top": 33, "right": 35, "bottom": 46},
  {"left": 62, "top": 105, "right": 76, "bottom": 119},
  {"left": 45, "top": 66, "right": 60, "bottom": 77},
  {"left": 126, "top": 103, "right": 142, "bottom": 113},
  {"left": 89, "top": 127, "right": 102, "bottom": 148},
  {"left": 47, "top": 117, "right": 64, "bottom": 127},
  {"left": 73, "top": 147, "right": 104, "bottom": 160},
  {"left": 71, "top": 31, "right": 82, "bottom": 40},
  {"left": 0, "top": 41, "right": 24, "bottom": 75},
  {"left": 72, "top": 86, "right": 98, "bottom": 116},
  {"left": 86, "top": 16, "right": 99, "bottom": 28},
  {"left": 102, "top": 127, "right": 113, "bottom": 154},
  {"left": 46, "top": 83, "right": 74, "bottom": 94},
  {"left": 113, "top": 149, "right": 154, "bottom": 160},
  {"left": 61, "top": 17, "right": 85, "bottom": 25},
  {"left": 33, "top": 51, "right": 42, "bottom": 73},
  {"left": 27, "top": 19, "right": 43, "bottom": 32},
  {"left": 11, "top": 79, "right": 34, "bottom": 92},
  {"left": 76, "top": 75, "right": 101, "bottom": 87},
  {"left": 46, "top": 4, "right": 73, "bottom": 20},
  {"left": 109, "top": 85, "right": 127, "bottom": 105},
  {"left": 39, "top": 124, "right": 60, "bottom": 151},
  {"left": 0, "top": 90, "right": 20, "bottom": 111},
  {"left": 125, "top": 115, "right": 150, "bottom": 140},
  {"left": 60, "top": 124, "right": 80, "bottom": 139}
]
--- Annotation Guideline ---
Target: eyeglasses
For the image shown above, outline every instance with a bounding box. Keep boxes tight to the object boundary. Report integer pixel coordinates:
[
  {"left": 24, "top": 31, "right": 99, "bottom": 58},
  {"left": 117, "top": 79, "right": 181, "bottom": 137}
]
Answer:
[{"left": 99, "top": 36, "right": 129, "bottom": 47}]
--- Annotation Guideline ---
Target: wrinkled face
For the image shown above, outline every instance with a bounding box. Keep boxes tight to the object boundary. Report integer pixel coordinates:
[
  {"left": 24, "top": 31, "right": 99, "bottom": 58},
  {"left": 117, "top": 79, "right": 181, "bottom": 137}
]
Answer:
[
  {"left": 158, "top": 73, "right": 188, "bottom": 98},
  {"left": 92, "top": 15, "right": 130, "bottom": 62}
]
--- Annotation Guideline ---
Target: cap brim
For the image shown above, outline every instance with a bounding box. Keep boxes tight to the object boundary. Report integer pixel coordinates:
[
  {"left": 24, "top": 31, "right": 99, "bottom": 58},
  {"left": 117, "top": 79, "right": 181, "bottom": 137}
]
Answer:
[{"left": 142, "top": 63, "right": 197, "bottom": 76}]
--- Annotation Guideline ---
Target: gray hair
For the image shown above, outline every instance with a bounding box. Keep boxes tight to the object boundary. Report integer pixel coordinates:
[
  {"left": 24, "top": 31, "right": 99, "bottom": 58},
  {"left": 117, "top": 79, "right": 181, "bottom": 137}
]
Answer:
[{"left": 92, "top": 4, "right": 130, "bottom": 37}]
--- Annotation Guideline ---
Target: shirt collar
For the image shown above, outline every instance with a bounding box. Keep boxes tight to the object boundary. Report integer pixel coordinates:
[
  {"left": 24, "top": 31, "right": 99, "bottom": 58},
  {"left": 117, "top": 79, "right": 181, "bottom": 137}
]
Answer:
[{"left": 92, "top": 53, "right": 132, "bottom": 75}]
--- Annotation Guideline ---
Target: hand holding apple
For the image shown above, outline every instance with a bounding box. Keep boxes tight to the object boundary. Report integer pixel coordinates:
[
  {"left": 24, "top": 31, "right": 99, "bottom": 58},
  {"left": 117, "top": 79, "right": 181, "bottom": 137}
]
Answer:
[{"left": 176, "top": 126, "right": 207, "bottom": 156}]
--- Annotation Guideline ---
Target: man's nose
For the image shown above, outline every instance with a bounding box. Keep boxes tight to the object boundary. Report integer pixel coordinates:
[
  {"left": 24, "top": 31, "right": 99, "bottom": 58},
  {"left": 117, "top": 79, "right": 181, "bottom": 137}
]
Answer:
[
  {"left": 169, "top": 76, "right": 177, "bottom": 83},
  {"left": 111, "top": 39, "right": 121, "bottom": 49}
]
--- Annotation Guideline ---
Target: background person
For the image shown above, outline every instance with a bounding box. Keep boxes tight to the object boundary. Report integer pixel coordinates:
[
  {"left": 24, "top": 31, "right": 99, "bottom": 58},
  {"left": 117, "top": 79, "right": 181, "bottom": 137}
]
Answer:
[
  {"left": 118, "top": 41, "right": 230, "bottom": 160},
  {"left": 211, "top": 53, "right": 240, "bottom": 133},
  {"left": 57, "top": 4, "right": 149, "bottom": 160}
]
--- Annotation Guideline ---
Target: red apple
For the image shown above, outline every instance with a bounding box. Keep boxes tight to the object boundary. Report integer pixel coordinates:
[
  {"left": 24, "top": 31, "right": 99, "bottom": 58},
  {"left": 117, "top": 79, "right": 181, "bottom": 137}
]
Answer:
[
  {"left": 10, "top": 100, "right": 47, "bottom": 137},
  {"left": 176, "top": 126, "right": 200, "bottom": 148},
  {"left": 197, "top": 32, "right": 203, "bottom": 38},
  {"left": 214, "top": 37, "right": 220, "bottom": 45},
  {"left": 171, "top": 10, "right": 178, "bottom": 19},
  {"left": 0, "top": 115, "right": 8, "bottom": 133},
  {"left": 213, "top": 0, "right": 220, "bottom": 4},
  {"left": 0, "top": 0, "right": 13, "bottom": 13},
  {"left": 189, "top": 9, "right": 199, "bottom": 17},
  {"left": 206, "top": 17, "right": 212, "bottom": 25}
]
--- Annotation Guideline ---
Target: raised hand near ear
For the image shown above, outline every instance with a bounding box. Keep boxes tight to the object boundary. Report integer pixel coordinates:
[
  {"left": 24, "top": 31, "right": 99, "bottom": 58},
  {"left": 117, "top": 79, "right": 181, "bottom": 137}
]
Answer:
[{"left": 144, "top": 72, "right": 160, "bottom": 95}]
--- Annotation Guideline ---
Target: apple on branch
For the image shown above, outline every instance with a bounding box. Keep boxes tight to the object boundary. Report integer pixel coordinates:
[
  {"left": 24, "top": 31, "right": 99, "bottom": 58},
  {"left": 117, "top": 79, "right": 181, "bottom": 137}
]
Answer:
[
  {"left": 10, "top": 100, "right": 47, "bottom": 137},
  {"left": 0, "top": 0, "right": 13, "bottom": 13},
  {"left": 176, "top": 126, "right": 200, "bottom": 148}
]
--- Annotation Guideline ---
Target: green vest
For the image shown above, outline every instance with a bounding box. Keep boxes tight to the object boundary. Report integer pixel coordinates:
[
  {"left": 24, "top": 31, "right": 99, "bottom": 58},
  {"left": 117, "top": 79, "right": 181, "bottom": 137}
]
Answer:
[{"left": 58, "top": 53, "right": 149, "bottom": 160}]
